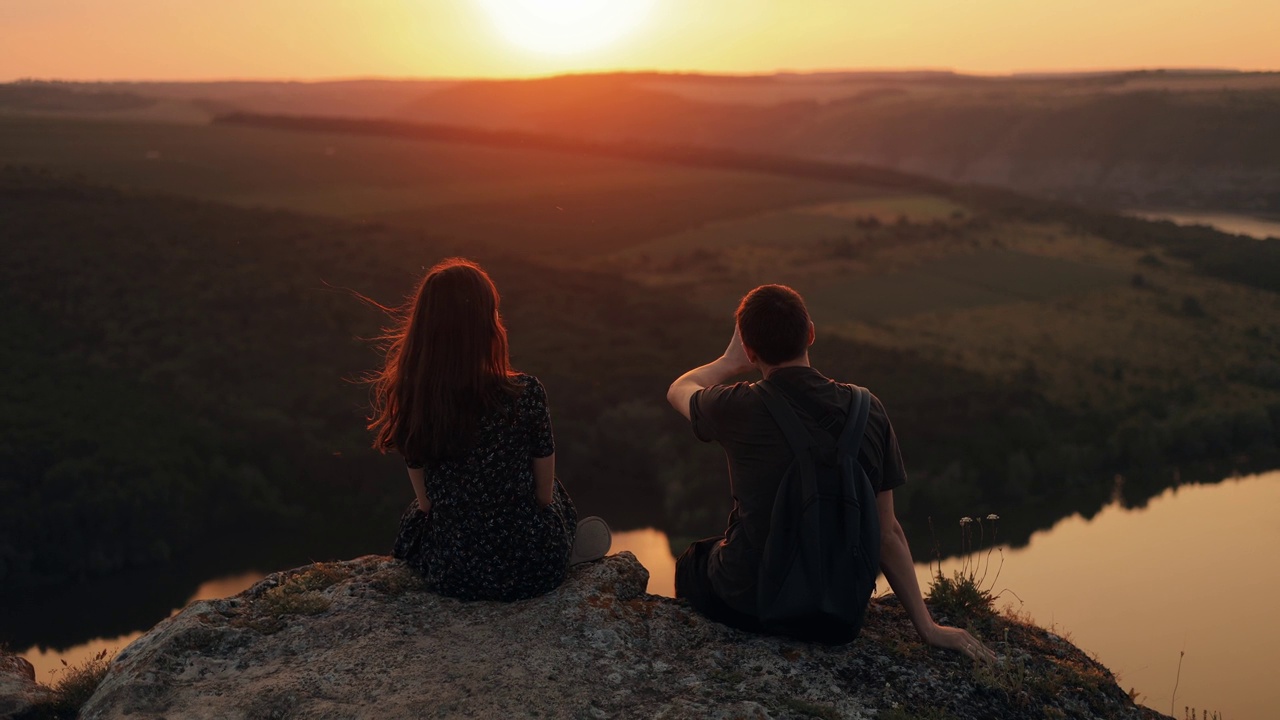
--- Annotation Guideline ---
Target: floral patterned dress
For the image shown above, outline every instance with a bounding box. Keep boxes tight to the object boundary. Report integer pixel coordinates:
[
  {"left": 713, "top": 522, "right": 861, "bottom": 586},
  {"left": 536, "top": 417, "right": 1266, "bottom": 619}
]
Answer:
[{"left": 392, "top": 374, "right": 577, "bottom": 601}]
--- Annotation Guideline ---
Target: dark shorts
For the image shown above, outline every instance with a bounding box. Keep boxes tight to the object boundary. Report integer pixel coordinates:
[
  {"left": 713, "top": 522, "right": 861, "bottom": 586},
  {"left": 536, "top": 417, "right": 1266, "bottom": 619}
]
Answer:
[
  {"left": 675, "top": 536, "right": 858, "bottom": 644},
  {"left": 674, "top": 537, "right": 762, "bottom": 633}
]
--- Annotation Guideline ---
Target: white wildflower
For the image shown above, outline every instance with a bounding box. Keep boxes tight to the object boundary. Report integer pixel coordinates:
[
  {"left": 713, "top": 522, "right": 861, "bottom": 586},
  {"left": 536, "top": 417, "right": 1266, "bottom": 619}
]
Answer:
[
  {"left": 986, "top": 513, "right": 1000, "bottom": 521},
  {"left": 959, "top": 517, "right": 973, "bottom": 525}
]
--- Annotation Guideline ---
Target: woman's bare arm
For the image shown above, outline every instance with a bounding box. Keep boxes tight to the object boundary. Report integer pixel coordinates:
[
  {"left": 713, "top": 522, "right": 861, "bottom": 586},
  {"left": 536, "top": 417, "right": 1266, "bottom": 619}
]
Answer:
[
  {"left": 533, "top": 454, "right": 555, "bottom": 507},
  {"left": 407, "top": 466, "right": 431, "bottom": 514}
]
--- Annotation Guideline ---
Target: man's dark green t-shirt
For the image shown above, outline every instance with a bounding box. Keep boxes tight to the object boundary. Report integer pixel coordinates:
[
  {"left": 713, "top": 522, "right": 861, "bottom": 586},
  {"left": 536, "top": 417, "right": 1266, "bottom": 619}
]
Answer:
[{"left": 689, "top": 366, "right": 909, "bottom": 617}]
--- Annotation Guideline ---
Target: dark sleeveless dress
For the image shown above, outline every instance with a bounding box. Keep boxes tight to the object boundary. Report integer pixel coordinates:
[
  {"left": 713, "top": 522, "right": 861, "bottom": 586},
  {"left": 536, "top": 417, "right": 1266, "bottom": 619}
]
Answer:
[{"left": 392, "top": 374, "right": 577, "bottom": 601}]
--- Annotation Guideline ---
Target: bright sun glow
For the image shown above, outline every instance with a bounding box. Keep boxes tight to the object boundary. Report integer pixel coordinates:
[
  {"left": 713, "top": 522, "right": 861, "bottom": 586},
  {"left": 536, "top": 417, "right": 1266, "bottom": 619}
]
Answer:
[{"left": 476, "top": 0, "right": 656, "bottom": 55}]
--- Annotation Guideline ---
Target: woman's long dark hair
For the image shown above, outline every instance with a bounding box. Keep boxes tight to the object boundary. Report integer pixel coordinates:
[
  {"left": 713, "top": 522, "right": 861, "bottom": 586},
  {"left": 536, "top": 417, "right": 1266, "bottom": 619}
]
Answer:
[{"left": 368, "top": 258, "right": 520, "bottom": 463}]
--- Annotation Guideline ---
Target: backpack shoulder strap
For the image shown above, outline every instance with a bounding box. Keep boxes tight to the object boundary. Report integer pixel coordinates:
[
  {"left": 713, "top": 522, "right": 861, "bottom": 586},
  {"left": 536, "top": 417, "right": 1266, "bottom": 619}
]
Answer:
[
  {"left": 769, "top": 377, "right": 847, "bottom": 440},
  {"left": 836, "top": 386, "right": 872, "bottom": 458},
  {"left": 750, "top": 381, "right": 818, "bottom": 455}
]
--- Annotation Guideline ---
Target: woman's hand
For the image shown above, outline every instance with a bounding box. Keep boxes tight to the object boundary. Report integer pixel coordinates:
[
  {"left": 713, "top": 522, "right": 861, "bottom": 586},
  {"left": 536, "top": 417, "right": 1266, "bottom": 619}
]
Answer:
[{"left": 920, "top": 623, "right": 998, "bottom": 663}]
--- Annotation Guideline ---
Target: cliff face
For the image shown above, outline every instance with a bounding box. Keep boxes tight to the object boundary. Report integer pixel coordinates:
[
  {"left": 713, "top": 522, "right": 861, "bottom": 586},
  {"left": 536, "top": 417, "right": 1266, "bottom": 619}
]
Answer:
[{"left": 75, "top": 553, "right": 1166, "bottom": 720}]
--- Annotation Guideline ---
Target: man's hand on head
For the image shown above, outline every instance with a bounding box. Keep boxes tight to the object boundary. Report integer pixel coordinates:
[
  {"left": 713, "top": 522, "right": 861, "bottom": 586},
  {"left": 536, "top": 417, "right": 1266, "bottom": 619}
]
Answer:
[{"left": 666, "top": 325, "right": 756, "bottom": 420}]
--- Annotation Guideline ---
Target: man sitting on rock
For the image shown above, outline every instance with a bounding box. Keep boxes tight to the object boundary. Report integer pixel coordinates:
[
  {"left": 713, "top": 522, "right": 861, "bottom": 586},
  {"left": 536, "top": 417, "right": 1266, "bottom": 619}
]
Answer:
[{"left": 666, "top": 284, "right": 995, "bottom": 660}]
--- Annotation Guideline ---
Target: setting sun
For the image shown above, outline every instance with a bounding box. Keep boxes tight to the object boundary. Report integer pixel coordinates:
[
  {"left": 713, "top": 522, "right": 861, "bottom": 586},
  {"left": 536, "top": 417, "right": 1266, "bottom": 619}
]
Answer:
[{"left": 475, "top": 0, "right": 655, "bottom": 55}]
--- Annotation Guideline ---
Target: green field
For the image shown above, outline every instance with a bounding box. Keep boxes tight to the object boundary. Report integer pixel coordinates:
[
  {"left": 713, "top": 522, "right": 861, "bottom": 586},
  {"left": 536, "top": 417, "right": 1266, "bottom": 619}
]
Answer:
[
  {"left": 602, "top": 202, "right": 1280, "bottom": 416},
  {"left": 804, "top": 249, "right": 1129, "bottom": 321},
  {"left": 602, "top": 199, "right": 1128, "bottom": 320}
]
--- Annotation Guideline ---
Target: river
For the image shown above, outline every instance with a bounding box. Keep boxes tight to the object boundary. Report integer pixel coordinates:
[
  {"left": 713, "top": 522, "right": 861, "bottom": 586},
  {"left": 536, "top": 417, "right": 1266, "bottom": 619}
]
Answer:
[
  {"left": 14, "top": 470, "right": 1280, "bottom": 719},
  {"left": 1128, "top": 209, "right": 1280, "bottom": 241}
]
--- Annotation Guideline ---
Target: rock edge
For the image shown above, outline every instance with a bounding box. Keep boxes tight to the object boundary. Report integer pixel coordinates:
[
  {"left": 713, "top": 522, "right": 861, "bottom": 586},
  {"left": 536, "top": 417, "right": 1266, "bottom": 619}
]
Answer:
[{"left": 72, "top": 553, "right": 1168, "bottom": 720}]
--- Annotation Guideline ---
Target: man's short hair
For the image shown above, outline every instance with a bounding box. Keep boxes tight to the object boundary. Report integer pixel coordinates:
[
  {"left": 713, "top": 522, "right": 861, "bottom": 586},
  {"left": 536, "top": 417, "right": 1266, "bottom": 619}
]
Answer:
[{"left": 735, "top": 285, "right": 811, "bottom": 366}]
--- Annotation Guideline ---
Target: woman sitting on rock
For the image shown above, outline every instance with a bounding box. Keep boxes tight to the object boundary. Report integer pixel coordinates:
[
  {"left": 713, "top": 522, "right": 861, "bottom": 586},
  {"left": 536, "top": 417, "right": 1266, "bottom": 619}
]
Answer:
[{"left": 367, "top": 258, "right": 610, "bottom": 600}]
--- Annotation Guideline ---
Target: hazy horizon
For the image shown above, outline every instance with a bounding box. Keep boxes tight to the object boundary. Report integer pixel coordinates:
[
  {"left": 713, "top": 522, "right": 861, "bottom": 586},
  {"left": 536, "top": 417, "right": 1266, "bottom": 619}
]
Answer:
[
  {"left": 5, "top": 0, "right": 1280, "bottom": 83},
  {"left": 7, "top": 66, "right": 1277, "bottom": 85}
]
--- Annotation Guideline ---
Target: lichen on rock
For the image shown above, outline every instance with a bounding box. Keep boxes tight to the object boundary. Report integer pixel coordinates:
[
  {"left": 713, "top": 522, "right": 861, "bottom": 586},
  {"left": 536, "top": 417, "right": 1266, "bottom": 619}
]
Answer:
[{"left": 74, "top": 553, "right": 1168, "bottom": 720}]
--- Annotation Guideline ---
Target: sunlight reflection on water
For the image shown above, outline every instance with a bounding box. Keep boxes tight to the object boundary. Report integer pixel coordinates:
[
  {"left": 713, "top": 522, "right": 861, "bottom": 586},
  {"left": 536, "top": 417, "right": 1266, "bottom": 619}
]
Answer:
[
  {"left": 915, "top": 470, "right": 1280, "bottom": 720},
  {"left": 611, "top": 528, "right": 677, "bottom": 597}
]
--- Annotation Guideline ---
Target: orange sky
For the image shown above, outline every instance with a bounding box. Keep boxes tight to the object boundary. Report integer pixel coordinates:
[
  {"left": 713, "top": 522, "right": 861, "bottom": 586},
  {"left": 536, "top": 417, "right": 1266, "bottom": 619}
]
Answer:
[{"left": 3, "top": 0, "right": 1279, "bottom": 82}]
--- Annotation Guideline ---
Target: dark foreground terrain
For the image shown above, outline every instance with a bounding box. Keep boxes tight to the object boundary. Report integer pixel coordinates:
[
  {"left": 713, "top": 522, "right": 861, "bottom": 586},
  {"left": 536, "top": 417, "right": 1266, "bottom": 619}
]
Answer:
[{"left": 1, "top": 553, "right": 1167, "bottom": 720}]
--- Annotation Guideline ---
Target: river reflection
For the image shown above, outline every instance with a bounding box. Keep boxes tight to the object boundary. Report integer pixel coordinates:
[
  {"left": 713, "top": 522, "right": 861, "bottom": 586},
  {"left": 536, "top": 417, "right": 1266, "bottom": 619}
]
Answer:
[
  {"left": 633, "top": 475, "right": 1280, "bottom": 718},
  {"left": 920, "top": 471, "right": 1280, "bottom": 720},
  {"left": 19, "top": 474, "right": 1279, "bottom": 718},
  {"left": 21, "top": 572, "right": 264, "bottom": 684}
]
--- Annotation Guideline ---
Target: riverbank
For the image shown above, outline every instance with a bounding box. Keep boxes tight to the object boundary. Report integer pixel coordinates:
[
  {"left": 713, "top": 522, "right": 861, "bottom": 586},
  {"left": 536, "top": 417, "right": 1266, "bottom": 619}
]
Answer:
[
  {"left": 34, "top": 553, "right": 1168, "bottom": 720},
  {"left": 1127, "top": 209, "right": 1280, "bottom": 241}
]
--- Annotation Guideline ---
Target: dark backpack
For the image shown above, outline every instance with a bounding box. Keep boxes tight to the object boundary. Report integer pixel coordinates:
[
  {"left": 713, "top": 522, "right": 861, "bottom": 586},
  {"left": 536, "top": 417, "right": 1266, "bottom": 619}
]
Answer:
[{"left": 750, "top": 380, "right": 881, "bottom": 643}]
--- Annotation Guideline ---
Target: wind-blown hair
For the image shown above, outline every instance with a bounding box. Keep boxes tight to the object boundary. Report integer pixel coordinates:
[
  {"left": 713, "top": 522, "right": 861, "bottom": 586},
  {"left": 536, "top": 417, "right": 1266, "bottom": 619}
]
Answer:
[{"left": 367, "top": 258, "right": 520, "bottom": 464}]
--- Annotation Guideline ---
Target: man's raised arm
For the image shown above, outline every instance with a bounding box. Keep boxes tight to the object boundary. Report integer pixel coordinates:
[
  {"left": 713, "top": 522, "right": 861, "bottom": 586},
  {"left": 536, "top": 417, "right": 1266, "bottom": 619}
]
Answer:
[{"left": 666, "top": 327, "right": 755, "bottom": 420}]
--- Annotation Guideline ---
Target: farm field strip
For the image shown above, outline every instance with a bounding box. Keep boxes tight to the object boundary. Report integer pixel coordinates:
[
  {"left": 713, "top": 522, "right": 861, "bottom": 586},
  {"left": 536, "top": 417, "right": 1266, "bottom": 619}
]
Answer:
[
  {"left": 798, "top": 195, "right": 968, "bottom": 222},
  {"left": 607, "top": 194, "right": 966, "bottom": 260},
  {"left": 802, "top": 250, "right": 1125, "bottom": 323},
  {"left": 654, "top": 248, "right": 1130, "bottom": 323}
]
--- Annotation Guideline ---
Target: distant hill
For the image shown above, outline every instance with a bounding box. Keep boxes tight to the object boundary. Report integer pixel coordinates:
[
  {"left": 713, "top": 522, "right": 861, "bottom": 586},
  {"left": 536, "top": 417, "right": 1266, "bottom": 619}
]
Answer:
[
  {"left": 1, "top": 79, "right": 456, "bottom": 123},
  {"left": 395, "top": 71, "right": 1280, "bottom": 214},
  {"left": 7, "top": 70, "right": 1280, "bottom": 212},
  {"left": 101, "top": 79, "right": 458, "bottom": 118},
  {"left": 0, "top": 83, "right": 156, "bottom": 113}
]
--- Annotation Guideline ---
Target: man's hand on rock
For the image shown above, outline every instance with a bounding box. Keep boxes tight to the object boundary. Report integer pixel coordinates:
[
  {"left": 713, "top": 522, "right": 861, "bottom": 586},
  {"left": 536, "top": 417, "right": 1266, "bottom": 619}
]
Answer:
[{"left": 922, "top": 623, "right": 997, "bottom": 663}]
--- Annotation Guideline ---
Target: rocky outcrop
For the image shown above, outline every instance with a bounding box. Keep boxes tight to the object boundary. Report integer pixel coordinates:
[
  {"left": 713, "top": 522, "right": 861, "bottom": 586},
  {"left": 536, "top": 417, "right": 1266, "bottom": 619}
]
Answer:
[
  {"left": 79, "top": 553, "right": 1167, "bottom": 720},
  {"left": 0, "top": 652, "right": 50, "bottom": 719}
]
